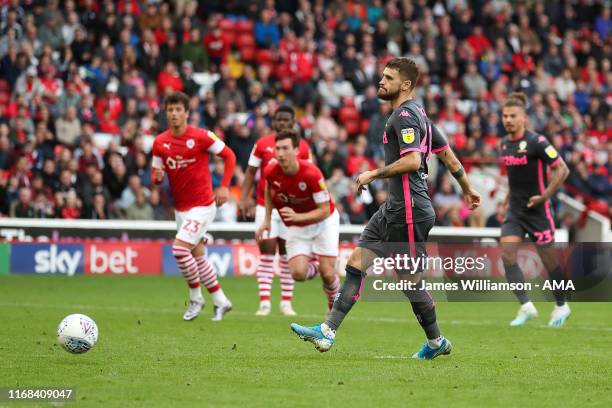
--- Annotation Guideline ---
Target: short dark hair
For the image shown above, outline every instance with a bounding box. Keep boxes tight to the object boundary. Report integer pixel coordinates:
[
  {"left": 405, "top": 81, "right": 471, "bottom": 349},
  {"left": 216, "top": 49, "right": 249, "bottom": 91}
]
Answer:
[
  {"left": 275, "top": 128, "right": 299, "bottom": 148},
  {"left": 274, "top": 105, "right": 295, "bottom": 119},
  {"left": 385, "top": 57, "right": 419, "bottom": 90},
  {"left": 504, "top": 91, "right": 528, "bottom": 110},
  {"left": 163, "top": 92, "right": 189, "bottom": 111}
]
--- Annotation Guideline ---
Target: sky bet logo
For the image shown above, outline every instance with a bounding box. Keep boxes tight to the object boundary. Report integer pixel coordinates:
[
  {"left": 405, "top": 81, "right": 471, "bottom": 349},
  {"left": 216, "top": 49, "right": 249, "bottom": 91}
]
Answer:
[{"left": 11, "top": 244, "right": 84, "bottom": 276}]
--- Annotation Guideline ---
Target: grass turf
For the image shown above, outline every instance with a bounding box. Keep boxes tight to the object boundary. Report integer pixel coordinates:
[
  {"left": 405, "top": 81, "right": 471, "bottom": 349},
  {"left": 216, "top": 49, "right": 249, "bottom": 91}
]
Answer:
[{"left": 0, "top": 275, "right": 611, "bottom": 408}]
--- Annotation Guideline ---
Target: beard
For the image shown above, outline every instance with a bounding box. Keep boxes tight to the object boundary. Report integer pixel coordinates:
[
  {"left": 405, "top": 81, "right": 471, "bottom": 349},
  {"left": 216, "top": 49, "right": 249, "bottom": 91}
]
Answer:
[{"left": 377, "top": 86, "right": 400, "bottom": 101}]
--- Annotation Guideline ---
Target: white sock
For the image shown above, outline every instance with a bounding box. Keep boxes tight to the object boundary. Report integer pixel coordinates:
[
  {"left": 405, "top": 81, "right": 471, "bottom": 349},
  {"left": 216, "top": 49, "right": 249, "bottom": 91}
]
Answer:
[
  {"left": 189, "top": 287, "right": 203, "bottom": 302},
  {"left": 260, "top": 300, "right": 271, "bottom": 308},
  {"left": 522, "top": 301, "right": 535, "bottom": 310},
  {"left": 211, "top": 288, "right": 229, "bottom": 307},
  {"left": 321, "top": 322, "right": 336, "bottom": 339},
  {"left": 428, "top": 335, "right": 444, "bottom": 349},
  {"left": 280, "top": 300, "right": 292, "bottom": 307}
]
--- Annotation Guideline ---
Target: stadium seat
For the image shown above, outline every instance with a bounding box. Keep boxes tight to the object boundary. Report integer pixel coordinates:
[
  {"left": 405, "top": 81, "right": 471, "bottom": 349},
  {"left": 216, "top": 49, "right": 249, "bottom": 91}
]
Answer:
[
  {"left": 344, "top": 120, "right": 360, "bottom": 136},
  {"left": 275, "top": 65, "right": 289, "bottom": 79},
  {"left": 360, "top": 118, "right": 370, "bottom": 134},
  {"left": 219, "top": 19, "right": 235, "bottom": 32},
  {"left": 338, "top": 106, "right": 360, "bottom": 125},
  {"left": 342, "top": 96, "right": 356, "bottom": 108},
  {"left": 280, "top": 76, "right": 293, "bottom": 92},
  {"left": 221, "top": 31, "right": 236, "bottom": 45},
  {"left": 255, "top": 49, "right": 275, "bottom": 65},
  {"left": 236, "top": 33, "right": 255, "bottom": 49},
  {"left": 0, "top": 79, "right": 9, "bottom": 93},
  {"left": 0, "top": 92, "right": 9, "bottom": 105},
  {"left": 235, "top": 20, "right": 254, "bottom": 34},
  {"left": 240, "top": 46, "right": 256, "bottom": 61}
]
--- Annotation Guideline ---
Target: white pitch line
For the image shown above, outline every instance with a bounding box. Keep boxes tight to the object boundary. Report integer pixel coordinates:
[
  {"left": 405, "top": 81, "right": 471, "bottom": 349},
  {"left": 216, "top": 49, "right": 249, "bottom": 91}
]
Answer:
[{"left": 0, "top": 302, "right": 611, "bottom": 332}]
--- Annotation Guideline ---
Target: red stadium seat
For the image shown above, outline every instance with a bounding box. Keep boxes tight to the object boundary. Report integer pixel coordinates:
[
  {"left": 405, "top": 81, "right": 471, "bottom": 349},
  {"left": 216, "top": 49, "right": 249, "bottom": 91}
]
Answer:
[
  {"left": 275, "top": 65, "right": 289, "bottom": 79},
  {"left": 221, "top": 31, "right": 236, "bottom": 45},
  {"left": 255, "top": 49, "right": 275, "bottom": 65},
  {"left": 235, "top": 20, "right": 254, "bottom": 33},
  {"left": 342, "top": 96, "right": 355, "bottom": 108},
  {"left": 344, "top": 120, "right": 360, "bottom": 136},
  {"left": 338, "top": 106, "right": 360, "bottom": 125},
  {"left": 0, "top": 79, "right": 9, "bottom": 93},
  {"left": 280, "top": 76, "right": 293, "bottom": 92},
  {"left": 240, "top": 46, "right": 255, "bottom": 61},
  {"left": 360, "top": 118, "right": 370, "bottom": 134},
  {"left": 236, "top": 33, "right": 255, "bottom": 49},
  {"left": 0, "top": 92, "right": 9, "bottom": 104},
  {"left": 219, "top": 19, "right": 235, "bottom": 32}
]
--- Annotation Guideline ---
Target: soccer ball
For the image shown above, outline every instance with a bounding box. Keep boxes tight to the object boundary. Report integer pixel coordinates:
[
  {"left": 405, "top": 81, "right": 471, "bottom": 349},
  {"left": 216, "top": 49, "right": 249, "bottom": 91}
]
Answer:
[{"left": 56, "top": 314, "right": 99, "bottom": 354}]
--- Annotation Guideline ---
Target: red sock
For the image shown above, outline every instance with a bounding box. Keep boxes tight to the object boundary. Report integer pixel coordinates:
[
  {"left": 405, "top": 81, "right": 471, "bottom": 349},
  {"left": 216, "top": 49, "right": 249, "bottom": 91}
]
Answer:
[
  {"left": 172, "top": 245, "right": 200, "bottom": 288},
  {"left": 306, "top": 260, "right": 319, "bottom": 280},
  {"left": 279, "top": 255, "right": 294, "bottom": 301},
  {"left": 195, "top": 255, "right": 220, "bottom": 293},
  {"left": 256, "top": 254, "right": 275, "bottom": 302}
]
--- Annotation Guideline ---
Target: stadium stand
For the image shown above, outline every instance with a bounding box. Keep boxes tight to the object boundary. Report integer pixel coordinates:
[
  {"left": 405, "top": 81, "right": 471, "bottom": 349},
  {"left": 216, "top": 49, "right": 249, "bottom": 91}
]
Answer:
[{"left": 0, "top": 0, "right": 609, "bottom": 230}]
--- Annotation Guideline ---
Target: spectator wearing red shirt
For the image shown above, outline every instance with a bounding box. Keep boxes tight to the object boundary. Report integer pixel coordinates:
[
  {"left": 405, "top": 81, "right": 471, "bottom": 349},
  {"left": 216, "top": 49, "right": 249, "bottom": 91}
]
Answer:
[
  {"left": 157, "top": 61, "right": 183, "bottom": 97},
  {"left": 95, "top": 82, "right": 123, "bottom": 134},
  {"left": 466, "top": 26, "right": 492, "bottom": 58},
  {"left": 204, "top": 26, "right": 229, "bottom": 69}
]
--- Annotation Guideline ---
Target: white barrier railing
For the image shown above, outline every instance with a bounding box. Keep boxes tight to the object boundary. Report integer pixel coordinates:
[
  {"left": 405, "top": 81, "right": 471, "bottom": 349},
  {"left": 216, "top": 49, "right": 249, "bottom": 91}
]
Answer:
[{"left": 0, "top": 218, "right": 569, "bottom": 242}]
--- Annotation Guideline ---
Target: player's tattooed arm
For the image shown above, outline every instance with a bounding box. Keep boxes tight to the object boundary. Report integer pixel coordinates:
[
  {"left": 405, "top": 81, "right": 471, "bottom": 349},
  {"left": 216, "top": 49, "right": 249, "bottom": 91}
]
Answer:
[
  {"left": 356, "top": 152, "right": 420, "bottom": 193},
  {"left": 437, "top": 148, "right": 481, "bottom": 210},
  {"left": 527, "top": 159, "right": 570, "bottom": 208}
]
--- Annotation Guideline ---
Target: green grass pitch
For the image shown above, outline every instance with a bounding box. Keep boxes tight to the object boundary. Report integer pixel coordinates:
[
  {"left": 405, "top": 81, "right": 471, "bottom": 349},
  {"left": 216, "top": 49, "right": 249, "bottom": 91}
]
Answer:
[{"left": 1, "top": 275, "right": 611, "bottom": 407}]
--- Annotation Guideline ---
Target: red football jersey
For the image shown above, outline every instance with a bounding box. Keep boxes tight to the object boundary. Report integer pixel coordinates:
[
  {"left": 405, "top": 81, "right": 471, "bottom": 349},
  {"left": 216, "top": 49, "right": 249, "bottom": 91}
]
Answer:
[
  {"left": 152, "top": 126, "right": 226, "bottom": 212},
  {"left": 248, "top": 134, "right": 311, "bottom": 205},
  {"left": 263, "top": 160, "right": 335, "bottom": 226}
]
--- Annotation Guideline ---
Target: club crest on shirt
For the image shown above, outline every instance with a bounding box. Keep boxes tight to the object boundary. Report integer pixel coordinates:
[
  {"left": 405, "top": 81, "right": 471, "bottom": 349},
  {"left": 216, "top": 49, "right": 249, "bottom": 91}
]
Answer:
[
  {"left": 401, "top": 128, "right": 415, "bottom": 144},
  {"left": 545, "top": 145, "right": 558, "bottom": 159},
  {"left": 186, "top": 139, "right": 195, "bottom": 149},
  {"left": 518, "top": 140, "right": 528, "bottom": 153},
  {"left": 298, "top": 182, "right": 307, "bottom": 191}
]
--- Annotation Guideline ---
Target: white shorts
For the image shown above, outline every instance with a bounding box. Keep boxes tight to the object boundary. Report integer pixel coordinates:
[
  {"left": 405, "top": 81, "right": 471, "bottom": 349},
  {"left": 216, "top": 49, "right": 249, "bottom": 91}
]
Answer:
[
  {"left": 286, "top": 210, "right": 339, "bottom": 260},
  {"left": 175, "top": 204, "right": 217, "bottom": 245},
  {"left": 255, "top": 204, "right": 288, "bottom": 240}
]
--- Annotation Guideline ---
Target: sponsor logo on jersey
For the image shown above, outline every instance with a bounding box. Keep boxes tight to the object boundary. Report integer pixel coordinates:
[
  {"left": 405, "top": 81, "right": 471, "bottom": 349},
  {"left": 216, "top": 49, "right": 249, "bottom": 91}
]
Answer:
[
  {"left": 518, "top": 141, "right": 528, "bottom": 153},
  {"left": 266, "top": 147, "right": 274, "bottom": 152},
  {"left": 273, "top": 181, "right": 281, "bottom": 188},
  {"left": 545, "top": 146, "right": 558, "bottom": 159},
  {"left": 382, "top": 131, "right": 388, "bottom": 144},
  {"left": 401, "top": 128, "right": 415, "bottom": 144},
  {"left": 163, "top": 143, "right": 171, "bottom": 150},
  {"left": 298, "top": 182, "right": 307, "bottom": 191},
  {"left": 399, "top": 110, "right": 410, "bottom": 117},
  {"left": 186, "top": 139, "right": 195, "bottom": 149},
  {"left": 500, "top": 155, "right": 528, "bottom": 166}
]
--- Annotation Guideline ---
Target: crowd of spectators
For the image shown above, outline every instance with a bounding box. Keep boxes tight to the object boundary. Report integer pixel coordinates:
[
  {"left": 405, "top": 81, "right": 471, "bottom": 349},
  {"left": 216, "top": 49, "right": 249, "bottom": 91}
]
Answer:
[{"left": 0, "top": 0, "right": 610, "bottom": 227}]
